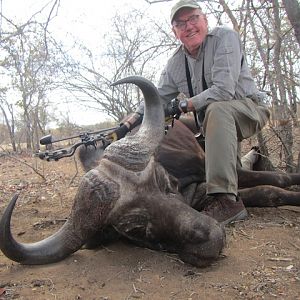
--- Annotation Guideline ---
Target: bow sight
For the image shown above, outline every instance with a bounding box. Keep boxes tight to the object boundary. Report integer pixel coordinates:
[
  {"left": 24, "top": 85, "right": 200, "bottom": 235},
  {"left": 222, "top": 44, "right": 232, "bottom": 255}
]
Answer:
[{"left": 36, "top": 126, "right": 118, "bottom": 161}]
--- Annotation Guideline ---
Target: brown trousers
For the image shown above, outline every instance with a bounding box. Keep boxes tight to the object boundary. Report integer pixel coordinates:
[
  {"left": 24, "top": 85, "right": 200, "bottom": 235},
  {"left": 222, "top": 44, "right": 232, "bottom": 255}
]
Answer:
[{"left": 202, "top": 98, "right": 270, "bottom": 196}]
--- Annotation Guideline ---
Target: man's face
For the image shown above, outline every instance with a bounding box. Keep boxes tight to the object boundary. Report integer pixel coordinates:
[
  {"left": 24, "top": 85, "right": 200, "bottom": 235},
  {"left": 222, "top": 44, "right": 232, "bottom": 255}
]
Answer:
[{"left": 172, "top": 8, "right": 208, "bottom": 56}]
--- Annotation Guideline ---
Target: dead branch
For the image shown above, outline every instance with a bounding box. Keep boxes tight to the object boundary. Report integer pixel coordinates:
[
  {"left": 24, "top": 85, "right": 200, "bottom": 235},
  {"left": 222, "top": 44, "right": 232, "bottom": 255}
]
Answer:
[
  {"left": 68, "top": 156, "right": 79, "bottom": 186},
  {"left": 0, "top": 147, "right": 46, "bottom": 181}
]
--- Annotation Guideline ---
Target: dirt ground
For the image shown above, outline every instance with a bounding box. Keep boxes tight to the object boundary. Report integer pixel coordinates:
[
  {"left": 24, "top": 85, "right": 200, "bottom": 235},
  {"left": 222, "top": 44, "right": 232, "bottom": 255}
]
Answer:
[{"left": 0, "top": 154, "right": 300, "bottom": 300}]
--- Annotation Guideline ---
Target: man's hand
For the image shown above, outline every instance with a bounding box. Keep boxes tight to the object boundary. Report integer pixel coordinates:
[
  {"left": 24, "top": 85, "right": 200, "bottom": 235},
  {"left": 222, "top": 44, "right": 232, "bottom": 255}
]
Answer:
[
  {"left": 165, "top": 98, "right": 181, "bottom": 118},
  {"left": 165, "top": 97, "right": 191, "bottom": 119}
]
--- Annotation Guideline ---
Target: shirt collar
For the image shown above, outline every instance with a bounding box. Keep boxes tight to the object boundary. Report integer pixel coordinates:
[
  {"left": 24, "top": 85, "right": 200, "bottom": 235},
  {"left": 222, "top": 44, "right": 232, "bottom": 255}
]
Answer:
[{"left": 182, "top": 37, "right": 207, "bottom": 60}]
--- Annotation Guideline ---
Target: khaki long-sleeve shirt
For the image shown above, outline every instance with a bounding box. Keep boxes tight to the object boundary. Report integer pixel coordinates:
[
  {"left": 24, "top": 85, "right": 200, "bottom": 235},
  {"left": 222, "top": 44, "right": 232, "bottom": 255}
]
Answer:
[{"left": 157, "top": 26, "right": 260, "bottom": 112}]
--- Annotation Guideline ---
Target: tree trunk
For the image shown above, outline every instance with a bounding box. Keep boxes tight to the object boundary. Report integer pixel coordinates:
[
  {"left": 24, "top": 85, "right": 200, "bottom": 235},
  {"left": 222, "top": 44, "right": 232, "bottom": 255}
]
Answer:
[
  {"left": 218, "top": 0, "right": 240, "bottom": 32},
  {"left": 272, "top": 0, "right": 294, "bottom": 173},
  {"left": 0, "top": 104, "right": 17, "bottom": 152},
  {"left": 282, "top": 0, "right": 300, "bottom": 46}
]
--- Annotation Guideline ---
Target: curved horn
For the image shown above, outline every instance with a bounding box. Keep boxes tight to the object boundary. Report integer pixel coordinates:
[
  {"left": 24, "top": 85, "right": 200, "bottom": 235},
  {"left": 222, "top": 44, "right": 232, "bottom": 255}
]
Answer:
[
  {"left": 112, "top": 76, "right": 165, "bottom": 146},
  {"left": 1, "top": 165, "right": 117, "bottom": 265},
  {"left": 0, "top": 194, "right": 84, "bottom": 264},
  {"left": 0, "top": 76, "right": 163, "bottom": 265}
]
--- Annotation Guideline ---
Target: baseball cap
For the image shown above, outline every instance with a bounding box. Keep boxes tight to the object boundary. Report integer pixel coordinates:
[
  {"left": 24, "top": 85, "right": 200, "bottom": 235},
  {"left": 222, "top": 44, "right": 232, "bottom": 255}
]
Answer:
[{"left": 170, "top": 0, "right": 201, "bottom": 23}]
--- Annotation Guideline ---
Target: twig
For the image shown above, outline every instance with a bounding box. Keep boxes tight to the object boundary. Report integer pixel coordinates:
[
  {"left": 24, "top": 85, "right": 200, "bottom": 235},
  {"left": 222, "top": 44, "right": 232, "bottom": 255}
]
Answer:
[
  {"left": 45, "top": 278, "right": 55, "bottom": 293},
  {"left": 237, "top": 229, "right": 253, "bottom": 239},
  {"left": 250, "top": 242, "right": 271, "bottom": 250},
  {"left": 165, "top": 254, "right": 185, "bottom": 264},
  {"left": 102, "top": 246, "right": 116, "bottom": 253},
  {"left": 56, "top": 188, "right": 63, "bottom": 208},
  {"left": 69, "top": 156, "right": 79, "bottom": 186},
  {"left": 268, "top": 257, "right": 293, "bottom": 262},
  {"left": 289, "top": 241, "right": 300, "bottom": 251},
  {"left": 1, "top": 148, "right": 46, "bottom": 181},
  {"left": 105, "top": 271, "right": 123, "bottom": 283},
  {"left": 132, "top": 283, "right": 145, "bottom": 294}
]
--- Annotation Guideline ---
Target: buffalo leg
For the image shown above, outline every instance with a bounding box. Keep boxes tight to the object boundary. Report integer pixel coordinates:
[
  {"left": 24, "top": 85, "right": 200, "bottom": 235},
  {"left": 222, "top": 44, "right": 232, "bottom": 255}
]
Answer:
[
  {"left": 238, "top": 168, "right": 300, "bottom": 188},
  {"left": 238, "top": 185, "right": 300, "bottom": 207}
]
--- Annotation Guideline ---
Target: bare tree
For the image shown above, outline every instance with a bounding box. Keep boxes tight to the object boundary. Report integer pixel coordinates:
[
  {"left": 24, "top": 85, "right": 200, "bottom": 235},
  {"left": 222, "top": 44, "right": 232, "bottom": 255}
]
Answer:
[
  {"left": 0, "top": 19, "right": 73, "bottom": 151},
  {"left": 0, "top": 0, "right": 69, "bottom": 152},
  {"left": 282, "top": 0, "right": 300, "bottom": 45},
  {"left": 66, "top": 9, "right": 177, "bottom": 122},
  {"left": 0, "top": 92, "right": 16, "bottom": 151}
]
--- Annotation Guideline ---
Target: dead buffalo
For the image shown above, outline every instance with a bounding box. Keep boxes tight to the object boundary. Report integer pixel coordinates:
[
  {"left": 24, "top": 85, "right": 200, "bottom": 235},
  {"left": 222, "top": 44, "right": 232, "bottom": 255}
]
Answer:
[{"left": 0, "top": 76, "right": 299, "bottom": 268}]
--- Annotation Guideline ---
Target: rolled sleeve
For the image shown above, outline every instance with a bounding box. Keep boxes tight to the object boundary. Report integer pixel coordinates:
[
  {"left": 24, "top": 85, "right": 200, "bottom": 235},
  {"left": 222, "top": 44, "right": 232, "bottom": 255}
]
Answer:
[{"left": 157, "top": 69, "right": 179, "bottom": 103}]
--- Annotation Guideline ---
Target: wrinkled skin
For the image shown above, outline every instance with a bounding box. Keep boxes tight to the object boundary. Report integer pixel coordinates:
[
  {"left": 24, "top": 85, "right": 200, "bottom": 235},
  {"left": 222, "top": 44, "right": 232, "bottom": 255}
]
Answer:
[
  {"left": 0, "top": 76, "right": 225, "bottom": 267},
  {"left": 0, "top": 76, "right": 299, "bottom": 267}
]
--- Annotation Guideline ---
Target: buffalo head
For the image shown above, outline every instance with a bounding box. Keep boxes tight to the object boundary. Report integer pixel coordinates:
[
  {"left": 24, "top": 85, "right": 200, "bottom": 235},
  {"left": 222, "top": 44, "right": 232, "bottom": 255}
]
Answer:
[{"left": 0, "top": 76, "right": 225, "bottom": 267}]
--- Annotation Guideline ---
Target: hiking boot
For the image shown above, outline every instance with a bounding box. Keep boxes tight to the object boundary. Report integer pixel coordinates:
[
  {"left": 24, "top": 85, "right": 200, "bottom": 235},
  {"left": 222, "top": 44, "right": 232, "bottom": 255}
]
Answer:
[{"left": 202, "top": 194, "right": 248, "bottom": 225}]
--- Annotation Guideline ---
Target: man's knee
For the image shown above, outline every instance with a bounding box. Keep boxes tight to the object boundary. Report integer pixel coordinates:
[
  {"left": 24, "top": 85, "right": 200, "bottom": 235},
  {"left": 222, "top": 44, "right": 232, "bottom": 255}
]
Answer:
[
  {"left": 205, "top": 101, "right": 232, "bottom": 118},
  {"left": 203, "top": 102, "right": 234, "bottom": 129}
]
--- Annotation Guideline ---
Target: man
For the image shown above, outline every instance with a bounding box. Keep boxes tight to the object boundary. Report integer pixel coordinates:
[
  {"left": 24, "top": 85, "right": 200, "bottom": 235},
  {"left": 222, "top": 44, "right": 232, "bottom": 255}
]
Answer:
[{"left": 112, "top": 0, "right": 270, "bottom": 225}]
